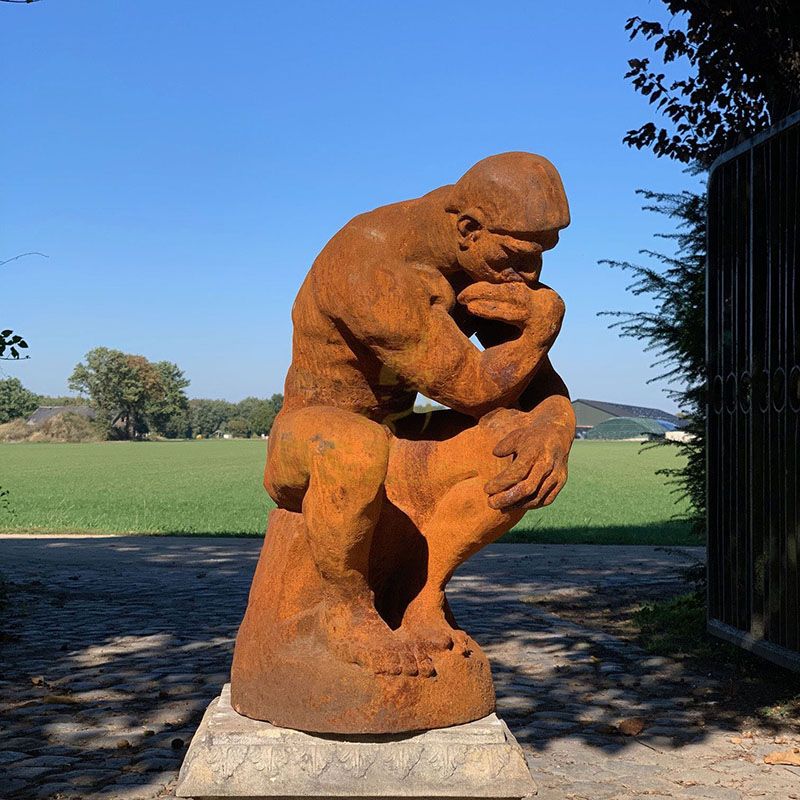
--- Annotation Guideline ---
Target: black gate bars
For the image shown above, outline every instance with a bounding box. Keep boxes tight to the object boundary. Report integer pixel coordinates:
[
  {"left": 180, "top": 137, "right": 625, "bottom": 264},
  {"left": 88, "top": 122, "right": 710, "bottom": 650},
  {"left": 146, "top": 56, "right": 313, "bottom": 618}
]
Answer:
[{"left": 707, "top": 111, "right": 800, "bottom": 670}]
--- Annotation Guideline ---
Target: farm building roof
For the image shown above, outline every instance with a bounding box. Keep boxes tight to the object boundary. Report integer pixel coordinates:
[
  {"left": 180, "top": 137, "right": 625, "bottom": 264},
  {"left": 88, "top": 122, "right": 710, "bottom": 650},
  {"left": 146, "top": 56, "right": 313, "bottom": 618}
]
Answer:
[
  {"left": 27, "top": 405, "right": 96, "bottom": 426},
  {"left": 573, "top": 398, "right": 684, "bottom": 428},
  {"left": 584, "top": 416, "right": 668, "bottom": 440}
]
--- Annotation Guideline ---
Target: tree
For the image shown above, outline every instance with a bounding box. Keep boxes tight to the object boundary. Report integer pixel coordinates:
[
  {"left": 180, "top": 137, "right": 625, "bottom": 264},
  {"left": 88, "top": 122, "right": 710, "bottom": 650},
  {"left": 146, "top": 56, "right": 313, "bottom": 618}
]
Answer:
[
  {"left": 0, "top": 250, "right": 46, "bottom": 514},
  {"left": 235, "top": 395, "right": 283, "bottom": 437},
  {"left": 608, "top": 2, "right": 800, "bottom": 529},
  {"left": 251, "top": 394, "right": 283, "bottom": 436},
  {"left": 36, "top": 394, "right": 83, "bottom": 406},
  {"left": 188, "top": 398, "right": 237, "bottom": 438},
  {"left": 145, "top": 361, "right": 190, "bottom": 437},
  {"left": 69, "top": 348, "right": 189, "bottom": 439},
  {"left": 234, "top": 397, "right": 262, "bottom": 437},
  {"left": 1, "top": 255, "right": 43, "bottom": 361},
  {"left": 250, "top": 400, "right": 277, "bottom": 436},
  {"left": 225, "top": 416, "right": 251, "bottom": 438},
  {"left": 70, "top": 349, "right": 146, "bottom": 438},
  {"left": 602, "top": 191, "right": 706, "bottom": 520},
  {"left": 159, "top": 409, "right": 191, "bottom": 440},
  {"left": 0, "top": 378, "right": 39, "bottom": 423},
  {"left": 0, "top": 329, "right": 28, "bottom": 361},
  {"left": 624, "top": 2, "right": 800, "bottom": 168},
  {"left": 1, "top": 253, "right": 47, "bottom": 361}
]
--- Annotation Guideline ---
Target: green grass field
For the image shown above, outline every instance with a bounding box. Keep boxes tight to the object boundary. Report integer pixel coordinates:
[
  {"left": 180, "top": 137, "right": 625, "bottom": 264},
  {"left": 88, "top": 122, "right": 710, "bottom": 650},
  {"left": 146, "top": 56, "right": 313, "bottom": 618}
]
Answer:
[{"left": 0, "top": 440, "right": 699, "bottom": 544}]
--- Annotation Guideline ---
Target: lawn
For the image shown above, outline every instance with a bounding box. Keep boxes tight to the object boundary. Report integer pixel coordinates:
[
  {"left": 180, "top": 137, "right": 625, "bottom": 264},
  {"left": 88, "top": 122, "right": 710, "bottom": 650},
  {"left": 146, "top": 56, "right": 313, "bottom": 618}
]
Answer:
[{"left": 0, "top": 440, "right": 699, "bottom": 544}]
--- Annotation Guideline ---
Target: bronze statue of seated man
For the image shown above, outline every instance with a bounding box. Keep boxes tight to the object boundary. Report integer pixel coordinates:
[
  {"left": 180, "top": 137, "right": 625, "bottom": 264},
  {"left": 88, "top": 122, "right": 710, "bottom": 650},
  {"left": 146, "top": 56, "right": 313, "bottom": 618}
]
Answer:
[{"left": 231, "top": 152, "right": 576, "bottom": 734}]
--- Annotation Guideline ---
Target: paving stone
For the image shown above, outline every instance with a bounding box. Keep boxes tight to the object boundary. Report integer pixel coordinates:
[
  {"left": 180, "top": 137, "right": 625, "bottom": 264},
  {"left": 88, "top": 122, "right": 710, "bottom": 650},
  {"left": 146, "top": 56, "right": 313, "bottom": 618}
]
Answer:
[
  {"left": 63, "top": 769, "right": 120, "bottom": 785},
  {"left": 16, "top": 754, "right": 75, "bottom": 768},
  {"left": 94, "top": 784, "right": 162, "bottom": 800},
  {"left": 0, "top": 751, "right": 28, "bottom": 765},
  {"left": 0, "top": 778, "right": 29, "bottom": 795},
  {"left": 31, "top": 782, "right": 80, "bottom": 799},
  {"left": 676, "top": 786, "right": 744, "bottom": 800},
  {"left": 530, "top": 710, "right": 577, "bottom": 721},
  {"left": 130, "top": 754, "right": 182, "bottom": 772},
  {"left": 6, "top": 765, "right": 55, "bottom": 780},
  {"left": 515, "top": 719, "right": 580, "bottom": 738}
]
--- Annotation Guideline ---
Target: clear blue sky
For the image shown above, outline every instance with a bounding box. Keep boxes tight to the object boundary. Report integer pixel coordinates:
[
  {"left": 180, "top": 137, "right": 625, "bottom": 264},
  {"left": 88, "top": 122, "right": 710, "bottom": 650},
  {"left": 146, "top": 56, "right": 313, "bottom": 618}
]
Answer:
[{"left": 2, "top": 1, "right": 697, "bottom": 410}]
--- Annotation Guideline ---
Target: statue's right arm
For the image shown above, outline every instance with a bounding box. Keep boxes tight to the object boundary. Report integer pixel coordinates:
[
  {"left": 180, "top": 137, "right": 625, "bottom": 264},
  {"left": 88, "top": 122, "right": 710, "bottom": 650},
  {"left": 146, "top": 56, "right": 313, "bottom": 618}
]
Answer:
[{"left": 317, "top": 263, "right": 564, "bottom": 419}]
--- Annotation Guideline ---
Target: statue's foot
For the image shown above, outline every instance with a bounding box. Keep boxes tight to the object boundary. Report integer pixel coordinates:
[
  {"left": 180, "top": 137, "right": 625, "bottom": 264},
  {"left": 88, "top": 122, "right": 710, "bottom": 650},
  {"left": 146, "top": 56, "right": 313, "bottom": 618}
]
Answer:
[
  {"left": 402, "top": 604, "right": 472, "bottom": 657},
  {"left": 323, "top": 598, "right": 432, "bottom": 677}
]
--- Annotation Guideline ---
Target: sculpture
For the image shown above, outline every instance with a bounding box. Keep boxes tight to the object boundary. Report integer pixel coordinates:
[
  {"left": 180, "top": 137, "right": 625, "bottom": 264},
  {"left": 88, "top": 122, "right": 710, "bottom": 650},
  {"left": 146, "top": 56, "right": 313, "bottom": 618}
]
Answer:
[{"left": 230, "top": 152, "right": 575, "bottom": 734}]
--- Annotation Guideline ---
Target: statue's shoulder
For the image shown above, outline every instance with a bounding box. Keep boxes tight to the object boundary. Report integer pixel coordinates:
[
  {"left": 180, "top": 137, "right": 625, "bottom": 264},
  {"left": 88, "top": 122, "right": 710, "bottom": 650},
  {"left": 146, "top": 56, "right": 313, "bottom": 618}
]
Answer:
[{"left": 308, "top": 193, "right": 453, "bottom": 326}]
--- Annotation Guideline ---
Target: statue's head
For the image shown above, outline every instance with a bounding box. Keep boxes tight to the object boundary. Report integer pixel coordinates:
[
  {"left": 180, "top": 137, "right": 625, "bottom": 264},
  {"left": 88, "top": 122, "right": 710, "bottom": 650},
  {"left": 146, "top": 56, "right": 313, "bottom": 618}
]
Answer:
[{"left": 446, "top": 152, "right": 570, "bottom": 285}]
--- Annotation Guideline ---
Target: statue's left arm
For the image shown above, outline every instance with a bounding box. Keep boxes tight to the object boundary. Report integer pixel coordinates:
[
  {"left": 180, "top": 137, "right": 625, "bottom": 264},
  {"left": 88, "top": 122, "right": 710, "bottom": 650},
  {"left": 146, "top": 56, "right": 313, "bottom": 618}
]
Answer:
[{"left": 482, "top": 355, "right": 576, "bottom": 511}]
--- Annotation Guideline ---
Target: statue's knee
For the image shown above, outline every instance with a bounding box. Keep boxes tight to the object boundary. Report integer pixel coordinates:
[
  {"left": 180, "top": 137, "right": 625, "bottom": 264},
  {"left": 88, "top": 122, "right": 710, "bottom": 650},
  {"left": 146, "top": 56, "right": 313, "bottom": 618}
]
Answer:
[
  {"left": 263, "top": 464, "right": 281, "bottom": 503},
  {"left": 361, "top": 423, "right": 391, "bottom": 467},
  {"left": 343, "top": 423, "right": 391, "bottom": 490},
  {"left": 478, "top": 407, "right": 527, "bottom": 432},
  {"left": 329, "top": 414, "right": 388, "bottom": 459},
  {"left": 263, "top": 423, "right": 310, "bottom": 509}
]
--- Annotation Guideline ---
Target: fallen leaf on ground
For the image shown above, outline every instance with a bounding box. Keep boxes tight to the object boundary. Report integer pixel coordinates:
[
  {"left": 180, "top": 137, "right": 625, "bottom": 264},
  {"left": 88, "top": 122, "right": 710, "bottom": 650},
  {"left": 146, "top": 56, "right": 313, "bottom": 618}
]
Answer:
[
  {"left": 616, "top": 717, "right": 647, "bottom": 736},
  {"left": 764, "top": 748, "right": 800, "bottom": 766}
]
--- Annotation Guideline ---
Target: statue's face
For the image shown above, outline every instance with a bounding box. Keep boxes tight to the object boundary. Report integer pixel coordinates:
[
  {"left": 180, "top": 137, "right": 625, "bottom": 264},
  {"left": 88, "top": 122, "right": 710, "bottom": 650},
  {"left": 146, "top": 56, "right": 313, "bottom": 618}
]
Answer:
[{"left": 455, "top": 213, "right": 559, "bottom": 285}]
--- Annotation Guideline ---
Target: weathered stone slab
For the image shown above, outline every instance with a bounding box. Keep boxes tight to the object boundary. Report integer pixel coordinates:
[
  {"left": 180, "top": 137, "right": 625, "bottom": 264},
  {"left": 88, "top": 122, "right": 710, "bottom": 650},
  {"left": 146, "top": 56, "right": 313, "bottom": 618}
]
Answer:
[{"left": 176, "top": 685, "right": 536, "bottom": 799}]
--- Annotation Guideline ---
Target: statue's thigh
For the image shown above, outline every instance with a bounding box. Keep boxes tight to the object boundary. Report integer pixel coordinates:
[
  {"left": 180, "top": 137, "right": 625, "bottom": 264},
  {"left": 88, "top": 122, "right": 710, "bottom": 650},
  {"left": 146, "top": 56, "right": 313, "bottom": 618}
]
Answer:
[{"left": 266, "top": 406, "right": 389, "bottom": 509}]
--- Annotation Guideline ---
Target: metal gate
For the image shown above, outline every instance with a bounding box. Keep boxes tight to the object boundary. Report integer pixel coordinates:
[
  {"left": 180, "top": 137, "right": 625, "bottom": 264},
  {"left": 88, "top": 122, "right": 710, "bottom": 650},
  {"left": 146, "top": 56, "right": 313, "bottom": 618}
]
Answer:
[{"left": 707, "top": 111, "right": 800, "bottom": 670}]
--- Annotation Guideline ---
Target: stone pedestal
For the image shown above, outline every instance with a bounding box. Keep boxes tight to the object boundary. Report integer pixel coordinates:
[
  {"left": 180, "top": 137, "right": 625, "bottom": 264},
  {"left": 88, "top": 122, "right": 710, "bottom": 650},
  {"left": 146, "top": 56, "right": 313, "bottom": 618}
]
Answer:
[{"left": 176, "top": 685, "right": 536, "bottom": 799}]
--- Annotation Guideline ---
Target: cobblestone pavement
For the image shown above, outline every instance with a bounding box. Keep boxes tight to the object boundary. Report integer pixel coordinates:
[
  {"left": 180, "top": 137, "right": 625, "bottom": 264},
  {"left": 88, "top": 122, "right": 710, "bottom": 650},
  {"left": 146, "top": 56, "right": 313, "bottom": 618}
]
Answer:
[{"left": 0, "top": 536, "right": 797, "bottom": 800}]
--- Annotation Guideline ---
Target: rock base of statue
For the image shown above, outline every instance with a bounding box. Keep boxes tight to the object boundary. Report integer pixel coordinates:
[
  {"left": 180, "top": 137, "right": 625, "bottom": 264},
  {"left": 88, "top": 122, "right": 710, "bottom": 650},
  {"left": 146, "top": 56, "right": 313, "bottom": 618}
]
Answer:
[{"left": 175, "top": 684, "right": 536, "bottom": 800}]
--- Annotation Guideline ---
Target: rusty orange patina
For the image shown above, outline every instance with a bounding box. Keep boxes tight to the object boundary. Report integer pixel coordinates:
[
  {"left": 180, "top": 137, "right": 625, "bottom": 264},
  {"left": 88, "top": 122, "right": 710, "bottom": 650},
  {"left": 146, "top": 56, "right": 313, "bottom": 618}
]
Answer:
[{"left": 230, "top": 152, "right": 576, "bottom": 734}]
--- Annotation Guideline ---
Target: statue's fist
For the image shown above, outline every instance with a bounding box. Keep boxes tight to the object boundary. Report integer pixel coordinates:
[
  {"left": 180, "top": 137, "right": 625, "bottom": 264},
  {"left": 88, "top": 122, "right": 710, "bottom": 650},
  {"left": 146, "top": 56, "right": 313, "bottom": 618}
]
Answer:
[{"left": 457, "top": 281, "right": 565, "bottom": 336}]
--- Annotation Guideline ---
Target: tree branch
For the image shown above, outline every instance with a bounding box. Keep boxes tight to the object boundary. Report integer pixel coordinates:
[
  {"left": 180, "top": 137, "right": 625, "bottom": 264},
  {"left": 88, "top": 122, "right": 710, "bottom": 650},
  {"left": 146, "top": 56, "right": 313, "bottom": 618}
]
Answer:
[{"left": 0, "top": 252, "right": 48, "bottom": 266}]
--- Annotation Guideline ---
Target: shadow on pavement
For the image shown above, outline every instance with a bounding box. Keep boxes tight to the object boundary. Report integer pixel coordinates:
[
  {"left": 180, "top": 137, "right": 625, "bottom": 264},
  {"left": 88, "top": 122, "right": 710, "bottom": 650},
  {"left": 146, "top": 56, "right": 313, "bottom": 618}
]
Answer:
[{"left": 0, "top": 535, "right": 794, "bottom": 798}]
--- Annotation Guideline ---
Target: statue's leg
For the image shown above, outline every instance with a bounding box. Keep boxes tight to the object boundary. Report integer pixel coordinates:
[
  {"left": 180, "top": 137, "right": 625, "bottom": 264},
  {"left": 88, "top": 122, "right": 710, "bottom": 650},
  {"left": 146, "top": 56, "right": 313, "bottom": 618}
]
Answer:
[
  {"left": 387, "top": 410, "right": 528, "bottom": 654},
  {"left": 265, "top": 406, "right": 421, "bottom": 676}
]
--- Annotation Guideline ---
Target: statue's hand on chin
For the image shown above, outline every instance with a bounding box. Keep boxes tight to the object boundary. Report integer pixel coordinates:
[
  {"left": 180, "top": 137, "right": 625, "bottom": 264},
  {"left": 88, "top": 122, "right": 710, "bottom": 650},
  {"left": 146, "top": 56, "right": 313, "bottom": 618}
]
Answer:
[{"left": 457, "top": 281, "right": 565, "bottom": 340}]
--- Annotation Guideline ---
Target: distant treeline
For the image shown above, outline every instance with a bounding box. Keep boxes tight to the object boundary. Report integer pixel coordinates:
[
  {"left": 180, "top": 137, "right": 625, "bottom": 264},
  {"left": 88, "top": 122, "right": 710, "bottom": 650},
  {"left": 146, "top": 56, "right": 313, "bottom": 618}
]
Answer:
[
  {"left": 173, "top": 395, "right": 284, "bottom": 439},
  {"left": 0, "top": 346, "right": 283, "bottom": 440}
]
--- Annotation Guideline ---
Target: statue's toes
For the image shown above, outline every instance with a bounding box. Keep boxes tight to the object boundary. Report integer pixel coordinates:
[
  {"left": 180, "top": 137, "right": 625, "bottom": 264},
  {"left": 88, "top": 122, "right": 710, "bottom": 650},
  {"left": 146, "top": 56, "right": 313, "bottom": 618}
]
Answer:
[
  {"left": 452, "top": 630, "right": 473, "bottom": 656},
  {"left": 395, "top": 630, "right": 435, "bottom": 677},
  {"left": 396, "top": 645, "right": 419, "bottom": 676},
  {"left": 352, "top": 637, "right": 429, "bottom": 676},
  {"left": 416, "top": 624, "right": 454, "bottom": 653},
  {"left": 413, "top": 646, "right": 436, "bottom": 678},
  {"left": 368, "top": 647, "right": 404, "bottom": 676}
]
